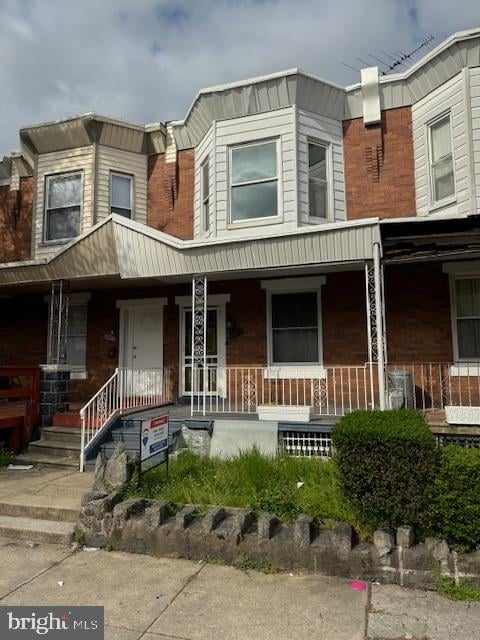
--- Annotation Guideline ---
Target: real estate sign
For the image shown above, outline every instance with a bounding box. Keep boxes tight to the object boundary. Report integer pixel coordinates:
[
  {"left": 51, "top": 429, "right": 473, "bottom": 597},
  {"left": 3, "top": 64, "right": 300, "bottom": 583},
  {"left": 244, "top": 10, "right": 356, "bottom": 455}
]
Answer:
[{"left": 140, "top": 413, "right": 169, "bottom": 473}]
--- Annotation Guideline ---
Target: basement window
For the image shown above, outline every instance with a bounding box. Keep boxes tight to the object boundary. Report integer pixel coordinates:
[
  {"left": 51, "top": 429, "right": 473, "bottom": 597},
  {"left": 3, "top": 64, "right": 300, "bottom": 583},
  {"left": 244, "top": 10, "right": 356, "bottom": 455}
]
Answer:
[
  {"left": 45, "top": 172, "right": 82, "bottom": 242},
  {"left": 110, "top": 173, "right": 133, "bottom": 218},
  {"left": 230, "top": 140, "right": 278, "bottom": 223},
  {"left": 428, "top": 113, "right": 455, "bottom": 206}
]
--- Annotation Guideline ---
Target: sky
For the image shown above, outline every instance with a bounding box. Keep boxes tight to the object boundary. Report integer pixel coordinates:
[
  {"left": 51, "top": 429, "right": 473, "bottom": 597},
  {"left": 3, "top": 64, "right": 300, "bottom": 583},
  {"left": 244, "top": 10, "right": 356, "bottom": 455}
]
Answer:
[{"left": 1, "top": 0, "right": 479, "bottom": 155}]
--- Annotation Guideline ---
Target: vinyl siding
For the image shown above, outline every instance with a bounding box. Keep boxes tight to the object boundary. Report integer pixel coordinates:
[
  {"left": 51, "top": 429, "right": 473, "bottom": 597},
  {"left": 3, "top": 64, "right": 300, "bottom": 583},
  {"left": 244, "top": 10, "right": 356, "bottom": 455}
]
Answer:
[
  {"left": 297, "top": 107, "right": 345, "bottom": 224},
  {"left": 95, "top": 146, "right": 148, "bottom": 224},
  {"left": 34, "top": 146, "right": 94, "bottom": 260},
  {"left": 412, "top": 71, "right": 472, "bottom": 217},
  {"left": 470, "top": 66, "right": 480, "bottom": 214},
  {"left": 213, "top": 106, "right": 297, "bottom": 239},
  {"left": 193, "top": 126, "right": 214, "bottom": 239}
]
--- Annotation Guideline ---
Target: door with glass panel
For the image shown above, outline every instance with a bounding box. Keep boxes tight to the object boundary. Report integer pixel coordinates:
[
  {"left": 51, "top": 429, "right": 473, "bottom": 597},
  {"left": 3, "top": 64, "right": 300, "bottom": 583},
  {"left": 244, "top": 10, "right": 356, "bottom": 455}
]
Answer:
[{"left": 181, "top": 308, "right": 221, "bottom": 395}]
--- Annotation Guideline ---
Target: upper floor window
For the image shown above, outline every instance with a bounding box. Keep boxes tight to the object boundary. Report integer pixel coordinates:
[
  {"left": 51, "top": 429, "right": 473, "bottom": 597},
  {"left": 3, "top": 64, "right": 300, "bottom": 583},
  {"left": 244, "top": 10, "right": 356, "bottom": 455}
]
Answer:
[
  {"left": 453, "top": 277, "right": 480, "bottom": 361},
  {"left": 230, "top": 140, "right": 278, "bottom": 222},
  {"left": 428, "top": 114, "right": 455, "bottom": 205},
  {"left": 308, "top": 142, "right": 328, "bottom": 219},
  {"left": 110, "top": 172, "right": 132, "bottom": 218},
  {"left": 201, "top": 158, "right": 210, "bottom": 233},
  {"left": 45, "top": 172, "right": 82, "bottom": 242}
]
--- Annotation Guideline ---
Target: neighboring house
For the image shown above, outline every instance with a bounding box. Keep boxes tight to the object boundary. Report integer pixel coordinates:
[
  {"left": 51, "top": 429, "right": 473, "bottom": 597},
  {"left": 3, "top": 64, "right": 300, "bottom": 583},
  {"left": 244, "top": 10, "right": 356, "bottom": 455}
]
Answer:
[{"left": 2, "top": 28, "right": 480, "bottom": 460}]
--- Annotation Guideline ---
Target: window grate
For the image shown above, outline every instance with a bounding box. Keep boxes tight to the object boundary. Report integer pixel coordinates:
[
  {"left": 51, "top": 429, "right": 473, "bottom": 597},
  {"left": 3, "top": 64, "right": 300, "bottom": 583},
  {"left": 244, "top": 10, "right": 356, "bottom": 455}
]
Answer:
[{"left": 279, "top": 430, "right": 332, "bottom": 458}]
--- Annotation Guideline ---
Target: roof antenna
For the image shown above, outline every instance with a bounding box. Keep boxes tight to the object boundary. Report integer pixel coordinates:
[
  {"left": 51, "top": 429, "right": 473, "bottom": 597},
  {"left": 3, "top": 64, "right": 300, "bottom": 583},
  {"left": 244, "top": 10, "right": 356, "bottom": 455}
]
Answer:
[{"left": 378, "top": 35, "right": 435, "bottom": 75}]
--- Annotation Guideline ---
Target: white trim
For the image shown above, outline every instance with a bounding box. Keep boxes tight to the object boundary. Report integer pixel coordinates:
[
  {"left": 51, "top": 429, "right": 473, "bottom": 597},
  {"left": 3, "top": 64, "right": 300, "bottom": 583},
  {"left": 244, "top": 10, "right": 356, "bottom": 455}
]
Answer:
[
  {"left": 449, "top": 364, "right": 480, "bottom": 377},
  {"left": 116, "top": 297, "right": 168, "bottom": 310},
  {"left": 443, "top": 261, "right": 480, "bottom": 275},
  {"left": 263, "top": 366, "right": 326, "bottom": 380},
  {"left": 426, "top": 111, "right": 456, "bottom": 211},
  {"left": 262, "top": 276, "right": 325, "bottom": 368},
  {"left": 306, "top": 138, "right": 333, "bottom": 222},
  {"left": 227, "top": 138, "right": 282, "bottom": 228},
  {"left": 175, "top": 293, "right": 230, "bottom": 307},
  {"left": 44, "top": 170, "right": 84, "bottom": 243},
  {"left": 261, "top": 276, "right": 326, "bottom": 291},
  {"left": 448, "top": 273, "right": 480, "bottom": 362},
  {"left": 200, "top": 156, "right": 210, "bottom": 236},
  {"left": 110, "top": 171, "right": 134, "bottom": 220}
]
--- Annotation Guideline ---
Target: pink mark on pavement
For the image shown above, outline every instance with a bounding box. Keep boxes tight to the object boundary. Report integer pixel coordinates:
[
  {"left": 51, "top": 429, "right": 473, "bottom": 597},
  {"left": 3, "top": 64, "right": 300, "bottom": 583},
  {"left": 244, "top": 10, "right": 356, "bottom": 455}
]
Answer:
[{"left": 350, "top": 580, "right": 367, "bottom": 591}]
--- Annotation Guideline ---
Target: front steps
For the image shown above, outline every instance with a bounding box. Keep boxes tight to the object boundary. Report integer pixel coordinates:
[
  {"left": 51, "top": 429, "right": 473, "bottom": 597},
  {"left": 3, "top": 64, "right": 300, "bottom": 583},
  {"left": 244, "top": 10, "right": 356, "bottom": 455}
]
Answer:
[
  {"left": 15, "top": 426, "right": 81, "bottom": 468},
  {"left": 0, "top": 496, "right": 79, "bottom": 544}
]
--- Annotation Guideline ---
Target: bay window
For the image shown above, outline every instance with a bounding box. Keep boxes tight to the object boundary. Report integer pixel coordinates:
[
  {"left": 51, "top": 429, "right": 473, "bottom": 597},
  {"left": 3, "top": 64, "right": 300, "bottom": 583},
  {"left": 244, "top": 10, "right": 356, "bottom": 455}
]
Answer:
[
  {"left": 230, "top": 140, "right": 278, "bottom": 222},
  {"left": 428, "top": 114, "right": 455, "bottom": 205},
  {"left": 45, "top": 172, "right": 82, "bottom": 241},
  {"left": 110, "top": 172, "right": 133, "bottom": 218}
]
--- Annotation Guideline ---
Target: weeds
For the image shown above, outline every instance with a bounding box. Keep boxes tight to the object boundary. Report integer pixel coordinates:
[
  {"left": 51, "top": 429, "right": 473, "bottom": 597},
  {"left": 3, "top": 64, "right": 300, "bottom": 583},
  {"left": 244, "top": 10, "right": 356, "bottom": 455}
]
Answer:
[{"left": 437, "top": 574, "right": 480, "bottom": 601}]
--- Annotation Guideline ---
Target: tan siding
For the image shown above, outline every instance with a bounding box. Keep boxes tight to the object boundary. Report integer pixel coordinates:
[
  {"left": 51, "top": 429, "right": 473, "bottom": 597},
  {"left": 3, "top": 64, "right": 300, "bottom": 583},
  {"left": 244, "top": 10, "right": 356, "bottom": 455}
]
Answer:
[
  {"left": 34, "top": 146, "right": 94, "bottom": 260},
  {"left": 469, "top": 67, "right": 480, "bottom": 214},
  {"left": 193, "top": 126, "right": 214, "bottom": 239},
  {"left": 412, "top": 71, "right": 472, "bottom": 217},
  {"left": 95, "top": 146, "right": 148, "bottom": 224}
]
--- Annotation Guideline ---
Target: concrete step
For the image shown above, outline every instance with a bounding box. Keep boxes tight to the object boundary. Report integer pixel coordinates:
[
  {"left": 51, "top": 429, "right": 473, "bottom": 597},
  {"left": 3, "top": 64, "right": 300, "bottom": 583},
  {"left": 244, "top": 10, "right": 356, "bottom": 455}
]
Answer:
[
  {"left": 41, "top": 427, "right": 82, "bottom": 444},
  {"left": 14, "top": 453, "right": 79, "bottom": 469},
  {"left": 28, "top": 439, "right": 81, "bottom": 459},
  {"left": 0, "top": 496, "right": 80, "bottom": 523},
  {"left": 0, "top": 514, "right": 75, "bottom": 544}
]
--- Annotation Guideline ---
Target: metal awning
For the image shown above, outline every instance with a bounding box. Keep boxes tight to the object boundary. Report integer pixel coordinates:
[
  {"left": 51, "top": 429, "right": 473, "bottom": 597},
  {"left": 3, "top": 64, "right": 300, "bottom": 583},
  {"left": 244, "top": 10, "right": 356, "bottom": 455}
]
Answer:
[{"left": 0, "top": 216, "right": 381, "bottom": 288}]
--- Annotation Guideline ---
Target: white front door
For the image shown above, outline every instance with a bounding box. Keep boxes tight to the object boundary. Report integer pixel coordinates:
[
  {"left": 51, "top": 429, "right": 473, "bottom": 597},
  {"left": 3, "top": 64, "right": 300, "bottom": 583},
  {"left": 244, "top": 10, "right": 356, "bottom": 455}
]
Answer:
[{"left": 180, "top": 306, "right": 226, "bottom": 396}]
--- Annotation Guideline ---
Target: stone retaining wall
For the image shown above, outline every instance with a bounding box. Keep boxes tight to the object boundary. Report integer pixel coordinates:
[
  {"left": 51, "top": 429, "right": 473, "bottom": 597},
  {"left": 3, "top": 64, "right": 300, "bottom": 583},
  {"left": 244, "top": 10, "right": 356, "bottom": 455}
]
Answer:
[{"left": 77, "top": 491, "right": 480, "bottom": 590}]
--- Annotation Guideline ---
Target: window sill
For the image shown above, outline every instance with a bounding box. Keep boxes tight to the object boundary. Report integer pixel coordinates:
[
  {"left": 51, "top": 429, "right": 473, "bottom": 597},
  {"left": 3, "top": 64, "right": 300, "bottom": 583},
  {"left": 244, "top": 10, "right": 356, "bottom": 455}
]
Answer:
[
  {"left": 428, "top": 196, "right": 457, "bottom": 214},
  {"left": 38, "top": 239, "right": 76, "bottom": 248},
  {"left": 449, "top": 364, "right": 480, "bottom": 377},
  {"left": 264, "top": 366, "right": 326, "bottom": 380},
  {"left": 226, "top": 215, "right": 283, "bottom": 230},
  {"left": 70, "top": 369, "right": 87, "bottom": 380}
]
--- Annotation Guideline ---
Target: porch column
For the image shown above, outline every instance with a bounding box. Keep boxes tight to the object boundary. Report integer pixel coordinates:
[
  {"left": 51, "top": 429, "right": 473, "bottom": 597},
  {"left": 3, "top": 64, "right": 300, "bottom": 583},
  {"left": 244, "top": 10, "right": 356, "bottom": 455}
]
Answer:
[
  {"left": 191, "top": 275, "right": 208, "bottom": 416},
  {"left": 40, "top": 280, "right": 71, "bottom": 427},
  {"left": 365, "top": 244, "right": 387, "bottom": 410}
]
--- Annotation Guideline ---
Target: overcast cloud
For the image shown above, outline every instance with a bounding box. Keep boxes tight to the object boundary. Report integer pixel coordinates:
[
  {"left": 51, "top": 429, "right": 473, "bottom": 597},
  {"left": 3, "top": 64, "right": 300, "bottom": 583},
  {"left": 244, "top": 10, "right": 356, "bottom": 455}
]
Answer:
[{"left": 1, "top": 0, "right": 479, "bottom": 154}]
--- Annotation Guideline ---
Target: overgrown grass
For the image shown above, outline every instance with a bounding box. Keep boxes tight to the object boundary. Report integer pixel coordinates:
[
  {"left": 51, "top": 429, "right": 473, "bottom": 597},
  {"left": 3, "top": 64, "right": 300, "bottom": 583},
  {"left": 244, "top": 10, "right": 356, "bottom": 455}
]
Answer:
[
  {"left": 0, "top": 444, "right": 13, "bottom": 467},
  {"left": 125, "top": 449, "right": 362, "bottom": 531},
  {"left": 436, "top": 574, "right": 480, "bottom": 601}
]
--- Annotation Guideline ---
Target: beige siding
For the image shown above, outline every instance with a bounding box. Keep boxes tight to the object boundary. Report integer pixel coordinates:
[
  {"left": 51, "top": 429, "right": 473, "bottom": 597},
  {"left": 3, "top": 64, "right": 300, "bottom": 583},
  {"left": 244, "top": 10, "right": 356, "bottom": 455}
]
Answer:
[
  {"left": 470, "top": 66, "right": 480, "bottom": 214},
  {"left": 193, "top": 126, "right": 214, "bottom": 239},
  {"left": 95, "top": 146, "right": 148, "bottom": 224},
  {"left": 412, "top": 71, "right": 472, "bottom": 217},
  {"left": 297, "top": 107, "right": 345, "bottom": 224},
  {"left": 212, "top": 106, "right": 297, "bottom": 240},
  {"left": 34, "top": 146, "right": 94, "bottom": 260}
]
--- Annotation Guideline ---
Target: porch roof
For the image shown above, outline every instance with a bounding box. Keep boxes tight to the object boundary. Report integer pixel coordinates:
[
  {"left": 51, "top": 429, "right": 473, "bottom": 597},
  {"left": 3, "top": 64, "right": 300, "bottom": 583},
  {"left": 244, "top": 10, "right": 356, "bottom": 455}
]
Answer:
[{"left": 0, "top": 215, "right": 381, "bottom": 288}]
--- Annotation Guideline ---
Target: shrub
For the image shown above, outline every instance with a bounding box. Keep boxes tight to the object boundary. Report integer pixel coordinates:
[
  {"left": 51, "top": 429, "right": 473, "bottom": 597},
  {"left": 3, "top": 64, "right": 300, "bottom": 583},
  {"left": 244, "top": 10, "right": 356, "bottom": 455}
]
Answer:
[
  {"left": 0, "top": 444, "right": 13, "bottom": 467},
  {"left": 332, "top": 409, "right": 436, "bottom": 530},
  {"left": 430, "top": 445, "right": 480, "bottom": 550}
]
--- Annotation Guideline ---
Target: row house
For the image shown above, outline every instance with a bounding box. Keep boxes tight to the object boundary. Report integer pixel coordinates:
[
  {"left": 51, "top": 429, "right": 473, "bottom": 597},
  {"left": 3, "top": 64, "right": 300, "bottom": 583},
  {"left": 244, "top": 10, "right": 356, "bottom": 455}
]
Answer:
[{"left": 1, "top": 28, "right": 480, "bottom": 465}]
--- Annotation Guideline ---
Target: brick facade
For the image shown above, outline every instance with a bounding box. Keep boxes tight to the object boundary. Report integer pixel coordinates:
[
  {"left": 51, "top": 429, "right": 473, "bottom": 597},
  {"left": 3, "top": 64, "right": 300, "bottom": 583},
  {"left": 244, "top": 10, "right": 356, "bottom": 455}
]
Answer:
[
  {"left": 147, "top": 149, "right": 195, "bottom": 240},
  {"left": 342, "top": 107, "right": 416, "bottom": 220},
  {"left": 0, "top": 177, "right": 33, "bottom": 262}
]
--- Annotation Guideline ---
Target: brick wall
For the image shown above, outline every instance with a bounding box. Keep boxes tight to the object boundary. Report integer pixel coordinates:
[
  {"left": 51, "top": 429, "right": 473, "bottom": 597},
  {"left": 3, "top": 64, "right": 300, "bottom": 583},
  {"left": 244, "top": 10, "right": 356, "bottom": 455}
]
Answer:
[
  {"left": 343, "top": 107, "right": 416, "bottom": 220},
  {"left": 0, "top": 177, "right": 33, "bottom": 262},
  {"left": 0, "top": 294, "right": 47, "bottom": 366},
  {"left": 147, "top": 149, "right": 194, "bottom": 240}
]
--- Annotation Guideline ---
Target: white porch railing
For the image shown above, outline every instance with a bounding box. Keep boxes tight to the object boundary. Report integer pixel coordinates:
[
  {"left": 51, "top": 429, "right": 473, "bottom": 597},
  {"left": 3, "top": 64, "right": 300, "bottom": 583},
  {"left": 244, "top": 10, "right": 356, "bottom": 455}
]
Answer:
[
  {"left": 189, "top": 364, "right": 380, "bottom": 416},
  {"left": 79, "top": 367, "right": 175, "bottom": 471}
]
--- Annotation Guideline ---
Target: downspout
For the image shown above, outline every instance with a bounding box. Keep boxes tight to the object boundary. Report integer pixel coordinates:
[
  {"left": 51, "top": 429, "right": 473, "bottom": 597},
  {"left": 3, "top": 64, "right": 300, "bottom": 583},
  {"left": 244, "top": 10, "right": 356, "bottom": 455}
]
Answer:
[{"left": 373, "top": 240, "right": 387, "bottom": 410}]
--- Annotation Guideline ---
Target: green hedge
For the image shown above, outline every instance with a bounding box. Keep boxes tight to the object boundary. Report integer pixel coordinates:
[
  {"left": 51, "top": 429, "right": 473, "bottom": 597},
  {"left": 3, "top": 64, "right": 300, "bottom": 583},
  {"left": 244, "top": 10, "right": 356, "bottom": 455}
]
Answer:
[
  {"left": 430, "top": 446, "right": 480, "bottom": 550},
  {"left": 332, "top": 409, "right": 436, "bottom": 530}
]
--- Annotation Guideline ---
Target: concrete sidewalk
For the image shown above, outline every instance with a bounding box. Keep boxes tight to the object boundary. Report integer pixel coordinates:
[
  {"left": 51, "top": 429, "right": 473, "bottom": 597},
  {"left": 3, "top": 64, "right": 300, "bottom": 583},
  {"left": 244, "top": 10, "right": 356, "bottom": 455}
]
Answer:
[{"left": 0, "top": 537, "right": 479, "bottom": 640}]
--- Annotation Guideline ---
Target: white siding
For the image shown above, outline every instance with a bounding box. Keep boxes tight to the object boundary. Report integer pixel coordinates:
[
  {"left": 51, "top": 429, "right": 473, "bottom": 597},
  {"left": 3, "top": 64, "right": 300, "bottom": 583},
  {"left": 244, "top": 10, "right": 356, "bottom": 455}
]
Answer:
[
  {"left": 297, "top": 107, "right": 345, "bottom": 224},
  {"left": 193, "top": 126, "right": 214, "bottom": 239},
  {"left": 34, "top": 146, "right": 94, "bottom": 260},
  {"left": 95, "top": 146, "right": 148, "bottom": 224},
  {"left": 412, "top": 71, "right": 472, "bottom": 217},
  {"left": 470, "top": 66, "right": 480, "bottom": 214},
  {"left": 213, "top": 106, "right": 297, "bottom": 240}
]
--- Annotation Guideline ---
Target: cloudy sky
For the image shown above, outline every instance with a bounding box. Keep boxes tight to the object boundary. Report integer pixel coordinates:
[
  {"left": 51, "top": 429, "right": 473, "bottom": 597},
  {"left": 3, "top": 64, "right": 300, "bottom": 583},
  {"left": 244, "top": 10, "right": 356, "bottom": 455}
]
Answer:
[{"left": 1, "top": 0, "right": 479, "bottom": 154}]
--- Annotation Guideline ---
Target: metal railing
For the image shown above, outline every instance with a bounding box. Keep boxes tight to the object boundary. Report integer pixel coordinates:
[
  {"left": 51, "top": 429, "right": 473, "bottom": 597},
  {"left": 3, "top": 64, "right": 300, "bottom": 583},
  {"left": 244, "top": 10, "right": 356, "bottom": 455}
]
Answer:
[
  {"left": 79, "top": 367, "right": 175, "bottom": 471},
  {"left": 189, "top": 364, "right": 380, "bottom": 416}
]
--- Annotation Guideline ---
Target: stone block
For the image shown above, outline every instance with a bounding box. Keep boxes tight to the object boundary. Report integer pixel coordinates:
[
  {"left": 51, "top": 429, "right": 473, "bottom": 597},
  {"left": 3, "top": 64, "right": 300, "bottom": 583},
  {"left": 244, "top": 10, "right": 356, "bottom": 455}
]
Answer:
[
  {"left": 374, "top": 529, "right": 394, "bottom": 558},
  {"left": 201, "top": 507, "right": 226, "bottom": 534},
  {"left": 294, "top": 515, "right": 312, "bottom": 548},
  {"left": 175, "top": 506, "right": 197, "bottom": 530},
  {"left": 257, "top": 514, "right": 280, "bottom": 541},
  {"left": 94, "top": 443, "right": 133, "bottom": 492},
  {"left": 397, "top": 526, "right": 414, "bottom": 548},
  {"left": 230, "top": 509, "right": 254, "bottom": 544},
  {"left": 112, "top": 499, "right": 147, "bottom": 529},
  {"left": 144, "top": 502, "right": 170, "bottom": 530},
  {"left": 331, "top": 522, "right": 352, "bottom": 559},
  {"left": 81, "top": 491, "right": 108, "bottom": 506}
]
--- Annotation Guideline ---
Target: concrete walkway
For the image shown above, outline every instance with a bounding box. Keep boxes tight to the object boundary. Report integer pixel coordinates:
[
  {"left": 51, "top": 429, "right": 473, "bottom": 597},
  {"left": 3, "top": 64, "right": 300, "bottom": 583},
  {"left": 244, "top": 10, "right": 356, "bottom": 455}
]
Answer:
[{"left": 0, "top": 538, "right": 479, "bottom": 640}]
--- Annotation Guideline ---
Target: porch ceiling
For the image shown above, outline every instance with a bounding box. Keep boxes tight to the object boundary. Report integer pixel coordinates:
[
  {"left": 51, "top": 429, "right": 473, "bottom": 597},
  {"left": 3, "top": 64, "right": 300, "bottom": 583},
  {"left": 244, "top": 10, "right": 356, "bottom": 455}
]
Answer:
[{"left": 0, "top": 215, "right": 381, "bottom": 289}]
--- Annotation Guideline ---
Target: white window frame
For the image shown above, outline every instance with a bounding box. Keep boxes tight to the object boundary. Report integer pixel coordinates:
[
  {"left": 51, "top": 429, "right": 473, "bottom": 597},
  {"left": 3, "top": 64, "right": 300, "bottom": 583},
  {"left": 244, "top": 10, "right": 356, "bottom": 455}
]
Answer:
[
  {"left": 449, "top": 274, "right": 480, "bottom": 366},
  {"left": 228, "top": 138, "right": 281, "bottom": 228},
  {"left": 307, "top": 139, "right": 332, "bottom": 222},
  {"left": 44, "top": 170, "right": 83, "bottom": 244},
  {"left": 200, "top": 157, "right": 210, "bottom": 234},
  {"left": 110, "top": 171, "right": 134, "bottom": 219},
  {"left": 427, "top": 111, "right": 456, "bottom": 211},
  {"left": 261, "top": 277, "right": 325, "bottom": 379}
]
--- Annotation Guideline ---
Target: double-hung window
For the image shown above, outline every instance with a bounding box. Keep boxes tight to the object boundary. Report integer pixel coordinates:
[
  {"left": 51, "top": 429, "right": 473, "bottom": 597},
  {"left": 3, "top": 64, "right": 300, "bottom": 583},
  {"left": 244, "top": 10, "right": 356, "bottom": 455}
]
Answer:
[
  {"left": 110, "top": 173, "right": 133, "bottom": 218},
  {"left": 45, "top": 172, "right": 82, "bottom": 241},
  {"left": 308, "top": 141, "right": 328, "bottom": 219},
  {"left": 230, "top": 140, "right": 278, "bottom": 222},
  {"left": 201, "top": 158, "right": 210, "bottom": 233},
  {"left": 428, "top": 114, "right": 455, "bottom": 205},
  {"left": 270, "top": 291, "right": 320, "bottom": 364},
  {"left": 453, "top": 277, "right": 480, "bottom": 361},
  {"left": 66, "top": 303, "right": 88, "bottom": 369}
]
